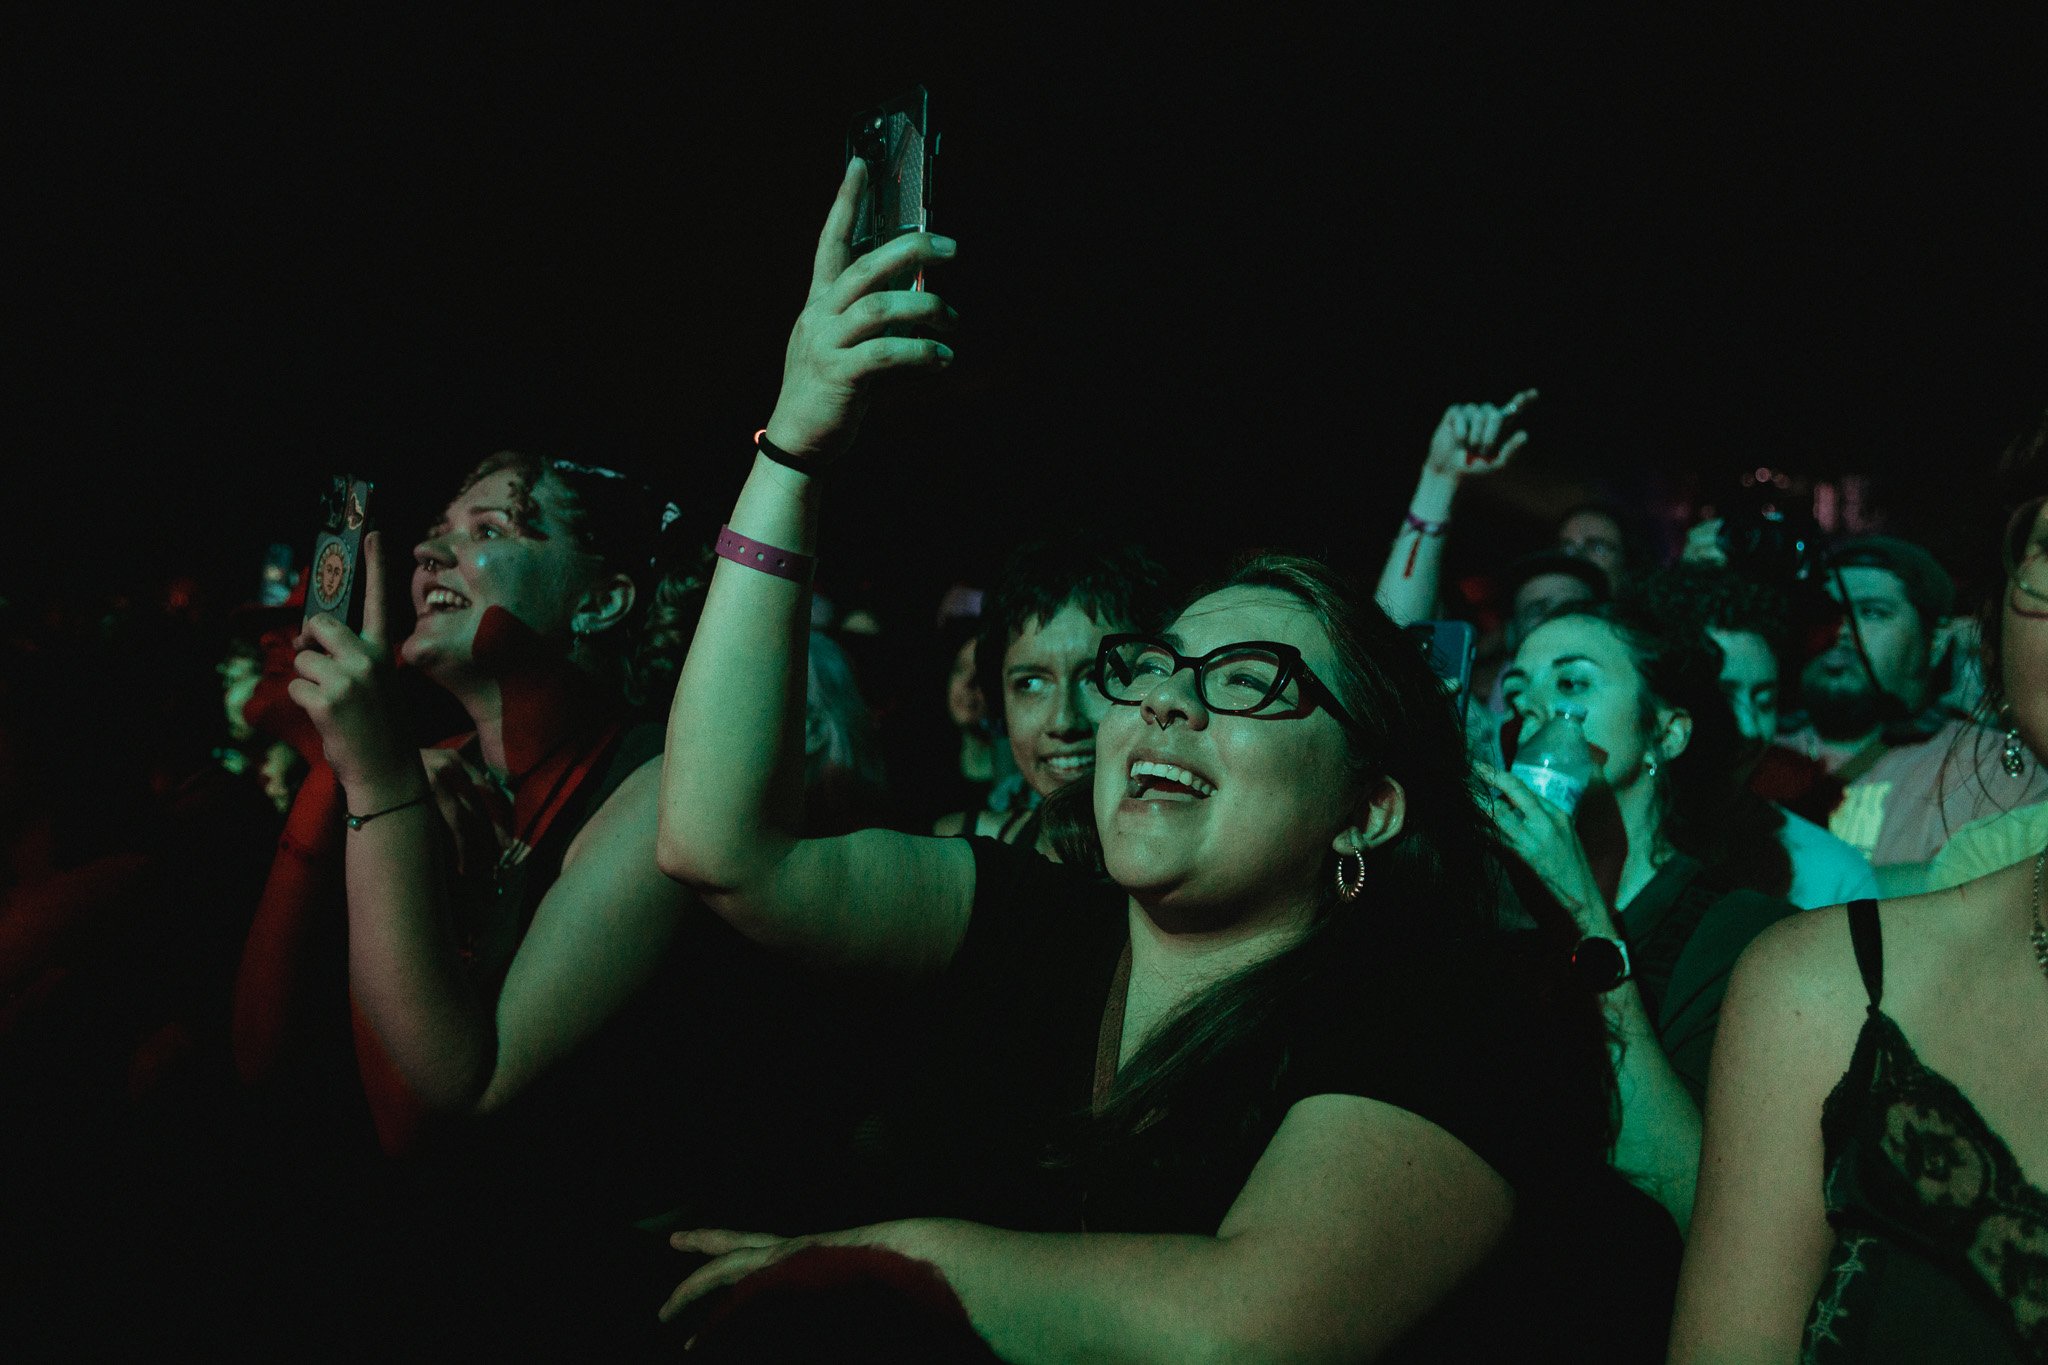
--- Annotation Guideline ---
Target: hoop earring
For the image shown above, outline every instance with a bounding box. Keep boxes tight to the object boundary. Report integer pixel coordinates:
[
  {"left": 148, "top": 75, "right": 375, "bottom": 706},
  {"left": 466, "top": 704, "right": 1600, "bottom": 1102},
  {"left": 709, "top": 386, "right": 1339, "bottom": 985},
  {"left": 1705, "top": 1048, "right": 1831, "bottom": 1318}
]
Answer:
[
  {"left": 2004, "top": 722, "right": 2028, "bottom": 778},
  {"left": 1335, "top": 850, "right": 1366, "bottom": 902}
]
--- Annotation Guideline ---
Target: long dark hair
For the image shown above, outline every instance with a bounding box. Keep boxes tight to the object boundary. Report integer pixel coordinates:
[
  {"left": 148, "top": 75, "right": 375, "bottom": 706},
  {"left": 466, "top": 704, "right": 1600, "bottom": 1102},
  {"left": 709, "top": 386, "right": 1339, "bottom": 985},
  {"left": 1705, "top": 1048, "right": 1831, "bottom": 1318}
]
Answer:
[
  {"left": 456, "top": 451, "right": 708, "bottom": 712},
  {"left": 1041, "top": 554, "right": 1606, "bottom": 1167},
  {"left": 1541, "top": 598, "right": 1791, "bottom": 897},
  {"left": 1974, "top": 410, "right": 2048, "bottom": 737}
]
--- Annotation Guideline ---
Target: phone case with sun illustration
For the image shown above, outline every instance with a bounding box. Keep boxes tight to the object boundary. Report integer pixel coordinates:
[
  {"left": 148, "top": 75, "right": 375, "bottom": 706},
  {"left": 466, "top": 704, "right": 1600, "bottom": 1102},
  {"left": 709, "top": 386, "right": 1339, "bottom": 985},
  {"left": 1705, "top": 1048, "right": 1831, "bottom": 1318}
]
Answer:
[{"left": 303, "top": 474, "right": 374, "bottom": 634}]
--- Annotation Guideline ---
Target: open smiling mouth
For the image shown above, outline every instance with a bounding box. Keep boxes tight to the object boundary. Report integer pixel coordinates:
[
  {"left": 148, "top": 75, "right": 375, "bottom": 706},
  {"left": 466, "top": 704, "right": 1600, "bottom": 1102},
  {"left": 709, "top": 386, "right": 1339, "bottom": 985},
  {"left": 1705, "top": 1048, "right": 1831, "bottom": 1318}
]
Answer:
[
  {"left": 1127, "top": 760, "right": 1216, "bottom": 802},
  {"left": 422, "top": 587, "right": 472, "bottom": 614}
]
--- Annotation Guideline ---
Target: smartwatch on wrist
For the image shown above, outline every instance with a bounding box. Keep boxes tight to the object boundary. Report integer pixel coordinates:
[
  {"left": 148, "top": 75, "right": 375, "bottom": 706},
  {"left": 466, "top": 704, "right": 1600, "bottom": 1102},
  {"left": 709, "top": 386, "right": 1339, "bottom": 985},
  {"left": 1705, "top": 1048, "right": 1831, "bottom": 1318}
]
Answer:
[{"left": 1570, "top": 934, "right": 1633, "bottom": 994}]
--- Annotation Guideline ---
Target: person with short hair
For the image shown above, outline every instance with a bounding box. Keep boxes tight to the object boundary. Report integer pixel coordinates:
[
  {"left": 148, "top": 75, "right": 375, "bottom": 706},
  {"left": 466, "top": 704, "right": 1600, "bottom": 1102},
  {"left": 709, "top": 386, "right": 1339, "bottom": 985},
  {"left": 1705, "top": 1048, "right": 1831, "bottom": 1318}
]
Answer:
[
  {"left": 930, "top": 531, "right": 1173, "bottom": 850},
  {"left": 1638, "top": 562, "right": 1880, "bottom": 909},
  {"left": 1555, "top": 498, "right": 1654, "bottom": 592},
  {"left": 1775, "top": 534, "right": 2047, "bottom": 891}
]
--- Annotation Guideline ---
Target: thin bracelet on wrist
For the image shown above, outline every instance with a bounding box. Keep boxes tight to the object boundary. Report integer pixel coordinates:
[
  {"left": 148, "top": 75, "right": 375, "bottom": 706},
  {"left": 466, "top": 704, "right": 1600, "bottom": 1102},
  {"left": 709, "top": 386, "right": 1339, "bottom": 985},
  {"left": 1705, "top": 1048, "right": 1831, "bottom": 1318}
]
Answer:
[
  {"left": 754, "top": 428, "right": 828, "bottom": 477},
  {"left": 1404, "top": 509, "right": 1452, "bottom": 536},
  {"left": 345, "top": 792, "right": 432, "bottom": 831}
]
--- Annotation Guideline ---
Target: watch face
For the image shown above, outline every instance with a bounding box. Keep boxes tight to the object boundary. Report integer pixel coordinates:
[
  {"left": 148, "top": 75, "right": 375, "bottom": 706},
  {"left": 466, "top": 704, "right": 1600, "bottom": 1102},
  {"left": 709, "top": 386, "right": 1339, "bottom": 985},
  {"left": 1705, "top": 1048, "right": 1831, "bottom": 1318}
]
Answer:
[{"left": 1571, "top": 936, "right": 1629, "bottom": 993}]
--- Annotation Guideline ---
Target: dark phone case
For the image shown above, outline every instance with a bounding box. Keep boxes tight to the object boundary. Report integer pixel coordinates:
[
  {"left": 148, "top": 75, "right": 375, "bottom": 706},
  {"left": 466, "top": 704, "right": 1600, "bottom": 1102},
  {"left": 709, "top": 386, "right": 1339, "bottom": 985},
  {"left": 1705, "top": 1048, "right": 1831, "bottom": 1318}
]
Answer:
[
  {"left": 847, "top": 86, "right": 933, "bottom": 290},
  {"left": 303, "top": 475, "right": 375, "bottom": 634},
  {"left": 1408, "top": 619, "right": 1476, "bottom": 708}
]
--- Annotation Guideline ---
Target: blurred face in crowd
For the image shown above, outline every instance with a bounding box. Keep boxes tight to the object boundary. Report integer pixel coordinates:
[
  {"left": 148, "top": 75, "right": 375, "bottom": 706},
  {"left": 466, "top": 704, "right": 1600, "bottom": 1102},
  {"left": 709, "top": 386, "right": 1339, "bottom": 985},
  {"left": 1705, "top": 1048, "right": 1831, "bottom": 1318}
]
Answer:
[
  {"left": 1508, "top": 571, "right": 1599, "bottom": 652},
  {"left": 1706, "top": 627, "right": 1779, "bottom": 742},
  {"left": 1799, "top": 566, "right": 1935, "bottom": 740},
  {"left": 1094, "top": 586, "right": 1362, "bottom": 928},
  {"left": 1002, "top": 601, "right": 1115, "bottom": 798},
  {"left": 2003, "top": 498, "right": 2048, "bottom": 759},
  {"left": 1557, "top": 510, "right": 1627, "bottom": 589},
  {"left": 257, "top": 740, "right": 301, "bottom": 814},
  {"left": 1503, "top": 615, "right": 1685, "bottom": 802},
  {"left": 945, "top": 637, "right": 985, "bottom": 731},
  {"left": 402, "top": 468, "right": 604, "bottom": 681}
]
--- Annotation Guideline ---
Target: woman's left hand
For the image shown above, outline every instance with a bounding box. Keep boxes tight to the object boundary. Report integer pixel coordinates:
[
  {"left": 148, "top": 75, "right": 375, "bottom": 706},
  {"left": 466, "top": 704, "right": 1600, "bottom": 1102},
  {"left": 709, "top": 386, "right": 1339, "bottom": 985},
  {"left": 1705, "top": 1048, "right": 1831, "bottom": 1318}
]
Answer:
[
  {"left": 660, "top": 1227, "right": 834, "bottom": 1324},
  {"left": 286, "top": 533, "right": 417, "bottom": 800},
  {"left": 1475, "top": 761, "right": 1616, "bottom": 937}
]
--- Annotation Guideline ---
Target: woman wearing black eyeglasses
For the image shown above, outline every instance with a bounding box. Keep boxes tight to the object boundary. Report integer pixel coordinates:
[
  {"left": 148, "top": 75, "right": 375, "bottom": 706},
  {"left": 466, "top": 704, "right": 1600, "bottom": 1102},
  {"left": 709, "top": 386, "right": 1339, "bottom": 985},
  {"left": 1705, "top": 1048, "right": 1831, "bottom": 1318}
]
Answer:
[{"left": 652, "top": 162, "right": 1661, "bottom": 1362}]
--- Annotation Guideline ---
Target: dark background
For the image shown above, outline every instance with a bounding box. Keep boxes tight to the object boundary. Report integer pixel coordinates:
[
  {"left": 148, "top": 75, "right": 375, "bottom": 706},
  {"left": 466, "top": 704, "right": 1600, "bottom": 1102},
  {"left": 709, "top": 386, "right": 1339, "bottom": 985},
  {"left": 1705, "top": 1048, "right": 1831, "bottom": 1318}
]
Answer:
[{"left": 9, "top": 8, "right": 2047, "bottom": 621}]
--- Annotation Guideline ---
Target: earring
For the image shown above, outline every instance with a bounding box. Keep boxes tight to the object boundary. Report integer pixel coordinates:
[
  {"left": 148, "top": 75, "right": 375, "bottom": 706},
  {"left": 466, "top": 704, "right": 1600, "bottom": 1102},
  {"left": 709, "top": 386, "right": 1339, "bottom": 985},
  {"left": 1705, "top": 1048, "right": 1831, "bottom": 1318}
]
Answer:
[
  {"left": 2004, "top": 723, "right": 2028, "bottom": 778},
  {"left": 1335, "top": 850, "right": 1366, "bottom": 901},
  {"left": 1644, "top": 754, "right": 1660, "bottom": 778}
]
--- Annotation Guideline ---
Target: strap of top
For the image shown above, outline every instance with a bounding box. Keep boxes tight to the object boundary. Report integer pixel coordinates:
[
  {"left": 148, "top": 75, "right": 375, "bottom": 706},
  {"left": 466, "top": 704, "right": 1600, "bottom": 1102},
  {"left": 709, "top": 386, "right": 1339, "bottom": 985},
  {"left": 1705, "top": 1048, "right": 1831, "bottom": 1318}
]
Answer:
[{"left": 1846, "top": 897, "right": 1884, "bottom": 1008}]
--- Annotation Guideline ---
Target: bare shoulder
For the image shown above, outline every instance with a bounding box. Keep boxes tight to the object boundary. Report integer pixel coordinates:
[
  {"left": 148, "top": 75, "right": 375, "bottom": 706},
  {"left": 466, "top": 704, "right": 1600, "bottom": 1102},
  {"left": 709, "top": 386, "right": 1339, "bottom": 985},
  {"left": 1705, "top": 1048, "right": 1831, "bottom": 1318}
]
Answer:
[
  {"left": 1885, "top": 858, "right": 2027, "bottom": 940},
  {"left": 1721, "top": 906, "right": 1868, "bottom": 1069},
  {"left": 930, "top": 809, "right": 967, "bottom": 837},
  {"left": 1870, "top": 859, "right": 2032, "bottom": 1000},
  {"left": 1731, "top": 904, "right": 1859, "bottom": 1004}
]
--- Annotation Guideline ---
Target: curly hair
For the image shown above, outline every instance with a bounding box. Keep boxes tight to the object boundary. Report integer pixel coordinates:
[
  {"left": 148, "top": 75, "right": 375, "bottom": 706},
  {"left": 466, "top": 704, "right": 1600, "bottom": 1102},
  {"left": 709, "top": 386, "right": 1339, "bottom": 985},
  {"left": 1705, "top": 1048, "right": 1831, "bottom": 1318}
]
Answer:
[
  {"left": 974, "top": 531, "right": 1176, "bottom": 725},
  {"left": 456, "top": 451, "right": 708, "bottom": 712},
  {"left": 1635, "top": 562, "right": 1794, "bottom": 665}
]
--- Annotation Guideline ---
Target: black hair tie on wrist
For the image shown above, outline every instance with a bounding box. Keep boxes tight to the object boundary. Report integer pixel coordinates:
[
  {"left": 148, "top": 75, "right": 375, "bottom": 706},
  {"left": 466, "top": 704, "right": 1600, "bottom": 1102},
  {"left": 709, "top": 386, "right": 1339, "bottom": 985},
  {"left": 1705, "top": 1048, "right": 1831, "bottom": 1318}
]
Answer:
[{"left": 753, "top": 429, "right": 829, "bottom": 477}]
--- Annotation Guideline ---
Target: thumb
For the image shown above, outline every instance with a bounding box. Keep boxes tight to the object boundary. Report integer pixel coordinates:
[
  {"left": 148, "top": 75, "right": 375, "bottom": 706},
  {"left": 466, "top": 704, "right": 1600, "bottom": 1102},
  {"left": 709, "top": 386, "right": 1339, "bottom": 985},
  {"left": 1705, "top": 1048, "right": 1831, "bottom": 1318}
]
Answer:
[{"left": 361, "top": 531, "right": 387, "bottom": 650}]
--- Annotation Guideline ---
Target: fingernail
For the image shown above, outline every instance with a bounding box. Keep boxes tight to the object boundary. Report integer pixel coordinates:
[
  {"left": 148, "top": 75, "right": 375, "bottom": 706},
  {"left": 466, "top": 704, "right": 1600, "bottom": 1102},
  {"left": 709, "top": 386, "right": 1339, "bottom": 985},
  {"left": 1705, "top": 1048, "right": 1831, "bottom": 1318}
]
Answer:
[
  {"left": 846, "top": 157, "right": 863, "bottom": 177},
  {"left": 935, "top": 343, "right": 955, "bottom": 362},
  {"left": 929, "top": 235, "right": 958, "bottom": 256}
]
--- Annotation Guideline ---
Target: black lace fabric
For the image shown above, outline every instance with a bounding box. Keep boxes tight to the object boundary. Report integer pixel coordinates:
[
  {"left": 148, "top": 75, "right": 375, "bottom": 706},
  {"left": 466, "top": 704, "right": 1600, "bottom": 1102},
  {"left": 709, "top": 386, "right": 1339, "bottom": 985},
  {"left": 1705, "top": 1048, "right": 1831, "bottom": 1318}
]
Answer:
[{"left": 1803, "top": 1009, "right": 2048, "bottom": 1363}]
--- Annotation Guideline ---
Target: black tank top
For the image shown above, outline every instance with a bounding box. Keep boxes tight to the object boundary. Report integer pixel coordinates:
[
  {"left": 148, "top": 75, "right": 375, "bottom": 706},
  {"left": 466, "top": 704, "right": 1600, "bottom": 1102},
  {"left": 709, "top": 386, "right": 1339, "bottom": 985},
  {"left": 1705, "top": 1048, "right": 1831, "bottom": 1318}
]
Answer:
[{"left": 1800, "top": 898, "right": 2046, "bottom": 1363}]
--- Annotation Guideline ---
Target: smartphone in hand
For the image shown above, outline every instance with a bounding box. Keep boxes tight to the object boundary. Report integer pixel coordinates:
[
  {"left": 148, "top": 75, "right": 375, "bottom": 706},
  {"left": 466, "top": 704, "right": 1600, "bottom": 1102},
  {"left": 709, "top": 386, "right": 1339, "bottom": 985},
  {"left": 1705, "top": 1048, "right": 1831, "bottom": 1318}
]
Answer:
[
  {"left": 303, "top": 474, "right": 374, "bottom": 634},
  {"left": 1407, "top": 619, "right": 1477, "bottom": 723},
  {"left": 847, "top": 86, "right": 935, "bottom": 292}
]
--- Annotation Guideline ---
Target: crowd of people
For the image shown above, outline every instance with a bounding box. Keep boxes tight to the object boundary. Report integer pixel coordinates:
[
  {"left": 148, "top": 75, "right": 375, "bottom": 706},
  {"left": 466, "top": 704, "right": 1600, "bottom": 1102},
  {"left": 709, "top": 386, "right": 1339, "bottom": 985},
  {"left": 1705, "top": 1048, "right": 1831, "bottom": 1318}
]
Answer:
[{"left": 4, "top": 160, "right": 2045, "bottom": 1361}]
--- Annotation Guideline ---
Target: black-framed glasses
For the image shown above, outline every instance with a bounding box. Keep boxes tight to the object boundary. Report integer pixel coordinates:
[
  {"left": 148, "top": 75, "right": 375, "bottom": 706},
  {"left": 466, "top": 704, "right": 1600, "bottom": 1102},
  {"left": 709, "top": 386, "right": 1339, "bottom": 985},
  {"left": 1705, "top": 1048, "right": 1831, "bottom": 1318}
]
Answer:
[
  {"left": 1094, "top": 634, "right": 1365, "bottom": 733},
  {"left": 2003, "top": 494, "right": 2048, "bottom": 605}
]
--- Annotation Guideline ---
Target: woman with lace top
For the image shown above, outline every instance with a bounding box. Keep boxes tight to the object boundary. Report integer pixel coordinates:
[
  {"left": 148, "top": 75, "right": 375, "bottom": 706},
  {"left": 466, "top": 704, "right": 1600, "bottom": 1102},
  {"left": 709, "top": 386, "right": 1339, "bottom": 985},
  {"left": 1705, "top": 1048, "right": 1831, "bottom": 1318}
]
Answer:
[{"left": 1671, "top": 427, "right": 2048, "bottom": 1363}]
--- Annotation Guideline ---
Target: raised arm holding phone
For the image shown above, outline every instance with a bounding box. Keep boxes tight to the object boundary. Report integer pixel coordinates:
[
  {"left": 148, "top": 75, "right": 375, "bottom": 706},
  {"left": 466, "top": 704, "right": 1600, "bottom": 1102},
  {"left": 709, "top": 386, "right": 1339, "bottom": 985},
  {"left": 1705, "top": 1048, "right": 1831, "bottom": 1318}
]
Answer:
[
  {"left": 256, "top": 453, "right": 704, "bottom": 1150},
  {"left": 653, "top": 161, "right": 1647, "bottom": 1361}
]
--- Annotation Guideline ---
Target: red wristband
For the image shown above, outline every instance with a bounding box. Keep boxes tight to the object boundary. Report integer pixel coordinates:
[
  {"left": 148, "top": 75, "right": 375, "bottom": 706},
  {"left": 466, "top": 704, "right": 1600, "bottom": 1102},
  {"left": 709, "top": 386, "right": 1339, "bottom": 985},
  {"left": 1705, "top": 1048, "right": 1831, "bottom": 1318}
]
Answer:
[{"left": 716, "top": 525, "right": 815, "bottom": 584}]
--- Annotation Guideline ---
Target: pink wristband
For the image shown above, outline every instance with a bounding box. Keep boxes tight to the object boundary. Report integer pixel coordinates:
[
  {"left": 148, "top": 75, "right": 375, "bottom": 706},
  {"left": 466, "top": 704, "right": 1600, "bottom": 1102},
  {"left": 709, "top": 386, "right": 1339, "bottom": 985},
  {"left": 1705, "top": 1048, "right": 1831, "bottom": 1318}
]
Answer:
[{"left": 716, "top": 525, "right": 815, "bottom": 583}]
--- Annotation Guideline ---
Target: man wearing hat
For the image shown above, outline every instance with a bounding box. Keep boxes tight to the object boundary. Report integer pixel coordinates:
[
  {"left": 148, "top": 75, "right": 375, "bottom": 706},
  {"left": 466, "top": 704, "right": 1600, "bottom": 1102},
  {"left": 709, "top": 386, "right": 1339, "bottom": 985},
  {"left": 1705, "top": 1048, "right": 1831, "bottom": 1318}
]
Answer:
[{"left": 1777, "top": 534, "right": 2047, "bottom": 889}]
